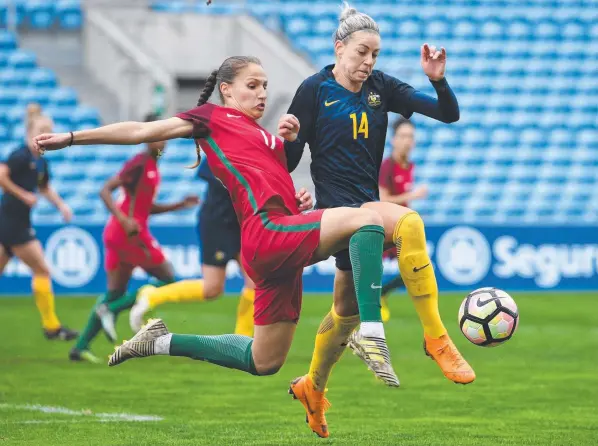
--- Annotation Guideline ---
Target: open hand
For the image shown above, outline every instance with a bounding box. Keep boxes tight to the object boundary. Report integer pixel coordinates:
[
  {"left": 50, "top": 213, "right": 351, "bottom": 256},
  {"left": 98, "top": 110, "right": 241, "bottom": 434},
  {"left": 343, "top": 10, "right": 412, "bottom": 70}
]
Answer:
[{"left": 421, "top": 43, "right": 447, "bottom": 81}]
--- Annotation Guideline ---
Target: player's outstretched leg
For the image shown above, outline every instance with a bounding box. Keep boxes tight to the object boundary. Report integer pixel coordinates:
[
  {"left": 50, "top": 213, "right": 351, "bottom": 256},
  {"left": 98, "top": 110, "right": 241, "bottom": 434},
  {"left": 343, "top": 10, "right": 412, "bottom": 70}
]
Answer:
[
  {"left": 289, "top": 307, "right": 359, "bottom": 438},
  {"left": 110, "top": 319, "right": 259, "bottom": 373},
  {"left": 110, "top": 318, "right": 293, "bottom": 377},
  {"left": 393, "top": 211, "right": 475, "bottom": 384}
]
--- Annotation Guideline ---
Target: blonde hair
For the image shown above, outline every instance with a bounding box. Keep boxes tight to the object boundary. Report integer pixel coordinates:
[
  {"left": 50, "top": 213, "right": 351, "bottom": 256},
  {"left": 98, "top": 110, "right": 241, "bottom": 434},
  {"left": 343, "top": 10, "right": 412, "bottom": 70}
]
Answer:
[
  {"left": 26, "top": 103, "right": 42, "bottom": 130},
  {"left": 333, "top": 2, "right": 379, "bottom": 43},
  {"left": 26, "top": 103, "right": 53, "bottom": 136}
]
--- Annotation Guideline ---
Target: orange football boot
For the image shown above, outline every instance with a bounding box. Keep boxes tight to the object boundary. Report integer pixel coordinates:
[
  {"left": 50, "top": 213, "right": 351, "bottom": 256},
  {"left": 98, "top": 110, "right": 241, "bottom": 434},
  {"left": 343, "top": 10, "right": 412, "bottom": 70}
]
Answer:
[
  {"left": 424, "top": 334, "right": 476, "bottom": 384},
  {"left": 288, "top": 375, "right": 331, "bottom": 438}
]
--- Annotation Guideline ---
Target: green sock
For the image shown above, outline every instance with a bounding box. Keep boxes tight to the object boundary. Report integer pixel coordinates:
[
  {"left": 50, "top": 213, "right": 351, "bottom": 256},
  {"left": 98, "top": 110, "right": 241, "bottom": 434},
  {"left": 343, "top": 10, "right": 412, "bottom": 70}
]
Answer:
[
  {"left": 75, "top": 291, "right": 121, "bottom": 351},
  {"left": 107, "top": 279, "right": 174, "bottom": 315},
  {"left": 169, "top": 333, "right": 259, "bottom": 375},
  {"left": 106, "top": 291, "right": 137, "bottom": 315},
  {"left": 349, "top": 224, "right": 385, "bottom": 323}
]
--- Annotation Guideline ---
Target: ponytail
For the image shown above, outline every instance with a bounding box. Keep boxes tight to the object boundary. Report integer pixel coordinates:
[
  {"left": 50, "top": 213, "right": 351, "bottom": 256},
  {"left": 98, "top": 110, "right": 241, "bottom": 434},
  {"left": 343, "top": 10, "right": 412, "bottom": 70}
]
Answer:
[
  {"left": 197, "top": 70, "right": 218, "bottom": 106},
  {"left": 187, "top": 70, "right": 219, "bottom": 169}
]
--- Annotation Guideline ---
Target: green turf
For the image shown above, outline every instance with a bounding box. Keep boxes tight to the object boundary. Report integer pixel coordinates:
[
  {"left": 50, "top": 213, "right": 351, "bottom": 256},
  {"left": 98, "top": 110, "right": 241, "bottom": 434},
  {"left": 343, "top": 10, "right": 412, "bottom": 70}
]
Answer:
[{"left": 1, "top": 292, "right": 597, "bottom": 445}]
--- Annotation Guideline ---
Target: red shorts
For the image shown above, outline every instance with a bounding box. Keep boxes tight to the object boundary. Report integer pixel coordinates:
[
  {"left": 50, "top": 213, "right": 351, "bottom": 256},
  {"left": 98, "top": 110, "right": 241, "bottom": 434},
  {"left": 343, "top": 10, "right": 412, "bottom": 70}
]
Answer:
[
  {"left": 103, "top": 222, "right": 166, "bottom": 272},
  {"left": 383, "top": 246, "right": 397, "bottom": 259},
  {"left": 241, "top": 209, "right": 325, "bottom": 326}
]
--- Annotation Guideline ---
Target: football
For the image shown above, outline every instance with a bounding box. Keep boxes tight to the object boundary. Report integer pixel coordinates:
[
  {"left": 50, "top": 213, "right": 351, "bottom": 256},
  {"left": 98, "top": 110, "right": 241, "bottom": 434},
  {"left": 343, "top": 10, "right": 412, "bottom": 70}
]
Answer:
[{"left": 458, "top": 287, "right": 519, "bottom": 347}]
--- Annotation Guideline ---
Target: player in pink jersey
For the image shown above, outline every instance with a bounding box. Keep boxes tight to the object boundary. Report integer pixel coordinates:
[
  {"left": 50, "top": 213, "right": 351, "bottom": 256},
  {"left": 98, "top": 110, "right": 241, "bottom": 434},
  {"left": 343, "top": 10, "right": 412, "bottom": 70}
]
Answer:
[
  {"left": 35, "top": 56, "right": 396, "bottom": 438},
  {"left": 69, "top": 114, "right": 199, "bottom": 363},
  {"left": 377, "top": 118, "right": 428, "bottom": 321}
]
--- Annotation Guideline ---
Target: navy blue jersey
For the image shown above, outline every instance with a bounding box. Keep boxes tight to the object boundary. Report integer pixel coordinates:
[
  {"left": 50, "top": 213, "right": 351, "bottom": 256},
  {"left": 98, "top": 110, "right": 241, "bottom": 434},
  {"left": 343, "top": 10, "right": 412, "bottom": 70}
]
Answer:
[
  {"left": 0, "top": 146, "right": 49, "bottom": 224},
  {"left": 285, "top": 65, "right": 458, "bottom": 208},
  {"left": 197, "top": 158, "right": 238, "bottom": 225}
]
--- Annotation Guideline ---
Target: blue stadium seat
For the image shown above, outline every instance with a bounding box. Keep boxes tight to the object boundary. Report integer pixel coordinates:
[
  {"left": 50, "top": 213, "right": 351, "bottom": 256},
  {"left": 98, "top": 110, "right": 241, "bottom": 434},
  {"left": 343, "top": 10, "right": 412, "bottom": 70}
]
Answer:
[
  {"left": 29, "top": 68, "right": 56, "bottom": 88},
  {"left": 0, "top": 69, "right": 28, "bottom": 87},
  {"left": 72, "top": 106, "right": 100, "bottom": 127},
  {"left": 56, "top": 0, "right": 82, "bottom": 30},
  {"left": 49, "top": 87, "right": 78, "bottom": 107},
  {"left": 8, "top": 50, "right": 36, "bottom": 69},
  {"left": 26, "top": 1, "right": 56, "bottom": 29}
]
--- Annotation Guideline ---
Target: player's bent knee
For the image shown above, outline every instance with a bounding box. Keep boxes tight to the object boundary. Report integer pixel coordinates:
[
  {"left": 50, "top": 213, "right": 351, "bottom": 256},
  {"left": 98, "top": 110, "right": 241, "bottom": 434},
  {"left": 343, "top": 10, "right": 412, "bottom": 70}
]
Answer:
[
  {"left": 203, "top": 283, "right": 225, "bottom": 300},
  {"left": 356, "top": 208, "right": 384, "bottom": 229},
  {"left": 253, "top": 358, "right": 284, "bottom": 376}
]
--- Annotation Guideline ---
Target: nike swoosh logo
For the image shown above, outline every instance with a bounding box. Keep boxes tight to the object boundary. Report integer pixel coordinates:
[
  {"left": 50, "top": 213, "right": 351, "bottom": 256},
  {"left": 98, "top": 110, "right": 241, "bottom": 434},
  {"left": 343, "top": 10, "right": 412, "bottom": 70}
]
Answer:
[
  {"left": 324, "top": 100, "right": 340, "bottom": 107},
  {"left": 371, "top": 283, "right": 382, "bottom": 289},
  {"left": 226, "top": 114, "right": 242, "bottom": 118},
  {"left": 475, "top": 297, "right": 498, "bottom": 307},
  {"left": 413, "top": 263, "right": 430, "bottom": 273}
]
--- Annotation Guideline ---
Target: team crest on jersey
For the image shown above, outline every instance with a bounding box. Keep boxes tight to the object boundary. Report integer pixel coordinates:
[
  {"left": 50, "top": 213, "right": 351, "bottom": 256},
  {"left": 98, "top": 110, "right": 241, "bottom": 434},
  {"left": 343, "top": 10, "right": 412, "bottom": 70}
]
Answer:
[
  {"left": 368, "top": 91, "right": 382, "bottom": 108},
  {"left": 367, "top": 91, "right": 382, "bottom": 108}
]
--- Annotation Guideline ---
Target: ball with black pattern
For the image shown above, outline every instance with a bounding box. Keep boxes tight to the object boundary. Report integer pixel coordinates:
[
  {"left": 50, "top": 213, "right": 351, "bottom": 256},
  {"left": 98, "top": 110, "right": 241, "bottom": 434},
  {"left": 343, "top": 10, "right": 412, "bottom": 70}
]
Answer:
[{"left": 458, "top": 287, "right": 519, "bottom": 347}]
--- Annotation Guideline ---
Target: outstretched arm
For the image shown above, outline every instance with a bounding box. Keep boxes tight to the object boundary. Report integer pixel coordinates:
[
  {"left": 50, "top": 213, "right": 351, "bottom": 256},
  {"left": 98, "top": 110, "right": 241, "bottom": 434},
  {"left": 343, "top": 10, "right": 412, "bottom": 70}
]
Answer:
[
  {"left": 411, "top": 43, "right": 459, "bottom": 123},
  {"left": 33, "top": 117, "right": 194, "bottom": 152},
  {"left": 386, "top": 43, "right": 459, "bottom": 124},
  {"left": 151, "top": 195, "right": 200, "bottom": 215},
  {"left": 408, "top": 79, "right": 459, "bottom": 123}
]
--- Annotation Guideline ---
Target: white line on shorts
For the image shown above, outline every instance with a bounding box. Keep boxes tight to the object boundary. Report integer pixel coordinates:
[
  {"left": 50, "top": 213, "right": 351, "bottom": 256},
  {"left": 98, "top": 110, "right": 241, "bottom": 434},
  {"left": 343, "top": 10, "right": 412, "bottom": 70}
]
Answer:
[{"left": 0, "top": 403, "right": 163, "bottom": 422}]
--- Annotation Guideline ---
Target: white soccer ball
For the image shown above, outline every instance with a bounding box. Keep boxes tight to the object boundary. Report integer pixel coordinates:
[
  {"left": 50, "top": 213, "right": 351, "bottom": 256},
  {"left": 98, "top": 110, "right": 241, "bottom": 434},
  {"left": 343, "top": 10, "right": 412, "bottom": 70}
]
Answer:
[{"left": 458, "top": 287, "right": 519, "bottom": 347}]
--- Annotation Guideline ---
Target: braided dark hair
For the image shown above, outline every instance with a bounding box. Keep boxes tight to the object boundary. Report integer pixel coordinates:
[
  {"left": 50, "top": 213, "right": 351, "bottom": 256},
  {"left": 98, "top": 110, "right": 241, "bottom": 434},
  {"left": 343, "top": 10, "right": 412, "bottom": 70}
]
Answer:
[{"left": 189, "top": 56, "right": 262, "bottom": 168}]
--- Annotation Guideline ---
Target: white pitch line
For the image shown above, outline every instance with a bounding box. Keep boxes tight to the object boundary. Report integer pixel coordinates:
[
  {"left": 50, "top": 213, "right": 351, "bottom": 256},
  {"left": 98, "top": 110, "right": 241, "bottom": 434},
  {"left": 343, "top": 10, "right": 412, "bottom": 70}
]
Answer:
[
  {"left": 0, "top": 403, "right": 163, "bottom": 422},
  {"left": 13, "top": 419, "right": 143, "bottom": 424}
]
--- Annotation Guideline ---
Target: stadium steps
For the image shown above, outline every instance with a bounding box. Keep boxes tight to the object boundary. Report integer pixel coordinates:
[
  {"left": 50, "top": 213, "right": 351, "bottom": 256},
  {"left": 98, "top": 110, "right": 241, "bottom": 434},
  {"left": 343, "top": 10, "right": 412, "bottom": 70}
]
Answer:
[{"left": 19, "top": 31, "right": 120, "bottom": 124}]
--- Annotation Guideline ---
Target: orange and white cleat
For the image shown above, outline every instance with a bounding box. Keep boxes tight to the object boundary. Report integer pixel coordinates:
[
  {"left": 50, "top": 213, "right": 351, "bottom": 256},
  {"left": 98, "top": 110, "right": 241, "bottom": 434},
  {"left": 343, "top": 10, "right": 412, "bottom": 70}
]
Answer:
[
  {"left": 288, "top": 375, "right": 331, "bottom": 438},
  {"left": 424, "top": 334, "right": 476, "bottom": 384}
]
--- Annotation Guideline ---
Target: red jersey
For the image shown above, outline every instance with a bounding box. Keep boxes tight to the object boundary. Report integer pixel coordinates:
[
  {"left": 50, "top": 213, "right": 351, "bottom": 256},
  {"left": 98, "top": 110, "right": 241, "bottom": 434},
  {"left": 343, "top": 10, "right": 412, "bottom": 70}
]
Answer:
[
  {"left": 176, "top": 104, "right": 298, "bottom": 223},
  {"left": 109, "top": 152, "right": 160, "bottom": 229},
  {"left": 379, "top": 158, "right": 414, "bottom": 207}
]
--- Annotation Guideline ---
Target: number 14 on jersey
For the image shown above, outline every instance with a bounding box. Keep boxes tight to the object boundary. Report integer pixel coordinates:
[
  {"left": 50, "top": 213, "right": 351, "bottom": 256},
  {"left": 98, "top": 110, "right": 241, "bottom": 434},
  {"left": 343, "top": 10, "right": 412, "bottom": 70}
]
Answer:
[{"left": 350, "top": 112, "right": 369, "bottom": 140}]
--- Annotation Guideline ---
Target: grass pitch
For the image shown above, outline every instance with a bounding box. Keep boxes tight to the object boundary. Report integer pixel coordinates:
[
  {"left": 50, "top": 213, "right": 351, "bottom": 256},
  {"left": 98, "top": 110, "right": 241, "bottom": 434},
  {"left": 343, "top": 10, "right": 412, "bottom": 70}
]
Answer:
[{"left": 1, "top": 292, "right": 597, "bottom": 445}]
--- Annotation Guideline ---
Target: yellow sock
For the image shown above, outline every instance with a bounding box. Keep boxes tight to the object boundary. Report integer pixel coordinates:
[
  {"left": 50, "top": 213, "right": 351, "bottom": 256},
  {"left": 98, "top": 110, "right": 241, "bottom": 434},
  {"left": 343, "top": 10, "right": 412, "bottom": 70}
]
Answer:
[
  {"left": 308, "top": 307, "right": 360, "bottom": 391},
  {"left": 31, "top": 275, "right": 61, "bottom": 331},
  {"left": 393, "top": 212, "right": 446, "bottom": 338},
  {"left": 234, "top": 287, "right": 255, "bottom": 337},
  {"left": 146, "top": 280, "right": 204, "bottom": 308}
]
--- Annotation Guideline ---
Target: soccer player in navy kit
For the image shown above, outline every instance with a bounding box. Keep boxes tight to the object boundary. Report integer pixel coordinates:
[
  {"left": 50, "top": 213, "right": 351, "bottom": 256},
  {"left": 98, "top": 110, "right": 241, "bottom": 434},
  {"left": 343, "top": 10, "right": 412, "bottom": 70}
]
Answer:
[
  {"left": 285, "top": 4, "right": 475, "bottom": 396},
  {"left": 0, "top": 104, "right": 77, "bottom": 340},
  {"left": 129, "top": 158, "right": 256, "bottom": 337}
]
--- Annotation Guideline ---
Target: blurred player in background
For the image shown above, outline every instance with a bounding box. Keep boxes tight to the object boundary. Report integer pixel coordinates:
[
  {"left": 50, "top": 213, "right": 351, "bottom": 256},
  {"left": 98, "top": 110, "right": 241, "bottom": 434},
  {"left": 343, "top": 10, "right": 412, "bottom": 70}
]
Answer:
[
  {"left": 69, "top": 113, "right": 199, "bottom": 363},
  {"left": 377, "top": 117, "right": 428, "bottom": 321},
  {"left": 36, "top": 56, "right": 390, "bottom": 439},
  {"left": 284, "top": 4, "right": 473, "bottom": 407},
  {"left": 129, "top": 159, "right": 255, "bottom": 336},
  {"left": 0, "top": 104, "right": 77, "bottom": 341}
]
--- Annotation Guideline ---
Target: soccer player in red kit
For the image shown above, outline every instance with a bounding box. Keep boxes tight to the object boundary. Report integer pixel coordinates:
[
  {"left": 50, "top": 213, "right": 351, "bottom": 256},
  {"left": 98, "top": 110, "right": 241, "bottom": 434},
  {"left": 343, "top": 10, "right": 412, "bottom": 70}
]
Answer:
[
  {"left": 69, "top": 114, "right": 199, "bottom": 363},
  {"left": 377, "top": 118, "right": 428, "bottom": 321},
  {"left": 35, "top": 56, "right": 395, "bottom": 438}
]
